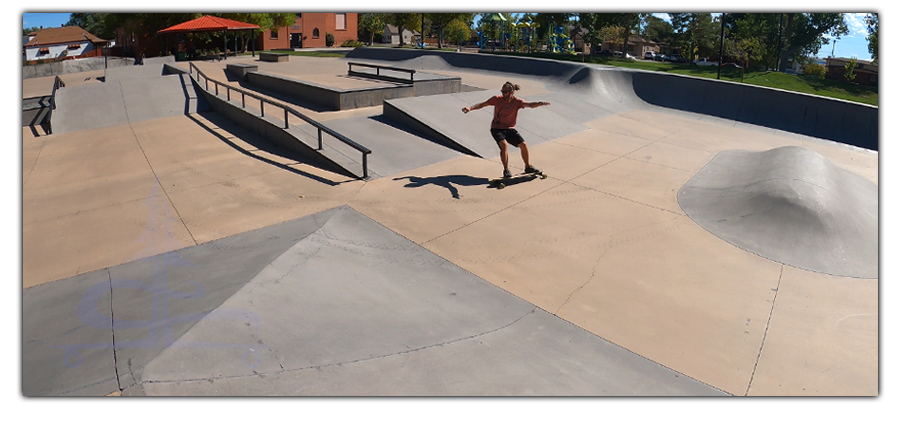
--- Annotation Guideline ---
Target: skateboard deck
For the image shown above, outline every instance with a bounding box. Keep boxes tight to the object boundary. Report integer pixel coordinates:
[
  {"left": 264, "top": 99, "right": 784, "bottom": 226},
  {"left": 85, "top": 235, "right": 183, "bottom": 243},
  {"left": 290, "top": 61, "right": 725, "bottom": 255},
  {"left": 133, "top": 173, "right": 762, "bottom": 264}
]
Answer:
[{"left": 489, "top": 171, "right": 547, "bottom": 189}]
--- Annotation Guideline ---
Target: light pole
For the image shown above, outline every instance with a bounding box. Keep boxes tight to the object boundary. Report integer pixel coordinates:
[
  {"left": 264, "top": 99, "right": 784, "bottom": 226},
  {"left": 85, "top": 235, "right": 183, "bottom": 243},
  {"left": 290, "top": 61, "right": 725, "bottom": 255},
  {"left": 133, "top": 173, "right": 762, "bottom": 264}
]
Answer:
[{"left": 717, "top": 13, "right": 725, "bottom": 79}]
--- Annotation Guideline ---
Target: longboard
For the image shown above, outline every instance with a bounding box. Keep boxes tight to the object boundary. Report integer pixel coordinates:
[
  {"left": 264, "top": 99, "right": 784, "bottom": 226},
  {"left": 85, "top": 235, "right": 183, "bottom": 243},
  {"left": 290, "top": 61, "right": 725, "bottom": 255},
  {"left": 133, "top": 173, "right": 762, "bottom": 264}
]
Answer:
[{"left": 489, "top": 171, "right": 547, "bottom": 189}]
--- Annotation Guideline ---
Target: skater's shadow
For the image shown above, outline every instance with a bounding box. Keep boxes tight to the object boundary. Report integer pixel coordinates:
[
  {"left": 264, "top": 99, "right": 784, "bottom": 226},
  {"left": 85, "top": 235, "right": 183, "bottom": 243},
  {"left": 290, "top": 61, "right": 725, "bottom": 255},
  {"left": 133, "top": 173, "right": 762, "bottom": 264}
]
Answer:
[{"left": 393, "top": 175, "right": 490, "bottom": 199}]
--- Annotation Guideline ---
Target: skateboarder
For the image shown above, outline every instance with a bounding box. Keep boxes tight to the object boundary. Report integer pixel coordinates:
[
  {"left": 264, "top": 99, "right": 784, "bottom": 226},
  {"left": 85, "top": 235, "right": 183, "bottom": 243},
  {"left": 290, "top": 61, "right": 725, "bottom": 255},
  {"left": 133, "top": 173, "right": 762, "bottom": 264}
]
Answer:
[{"left": 462, "top": 81, "right": 550, "bottom": 178}]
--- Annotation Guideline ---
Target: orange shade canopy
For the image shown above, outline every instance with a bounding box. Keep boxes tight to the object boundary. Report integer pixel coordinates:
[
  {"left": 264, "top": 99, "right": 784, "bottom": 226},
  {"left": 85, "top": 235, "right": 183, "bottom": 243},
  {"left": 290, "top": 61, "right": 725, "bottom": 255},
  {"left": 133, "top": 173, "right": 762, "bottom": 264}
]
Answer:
[{"left": 157, "top": 15, "right": 260, "bottom": 34}]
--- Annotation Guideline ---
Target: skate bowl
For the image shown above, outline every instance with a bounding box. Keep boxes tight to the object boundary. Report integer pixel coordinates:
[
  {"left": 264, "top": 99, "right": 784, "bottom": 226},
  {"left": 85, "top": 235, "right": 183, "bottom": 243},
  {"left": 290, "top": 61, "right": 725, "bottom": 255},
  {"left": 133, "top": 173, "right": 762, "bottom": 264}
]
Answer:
[
  {"left": 346, "top": 47, "right": 877, "bottom": 151},
  {"left": 677, "top": 146, "right": 878, "bottom": 279}
]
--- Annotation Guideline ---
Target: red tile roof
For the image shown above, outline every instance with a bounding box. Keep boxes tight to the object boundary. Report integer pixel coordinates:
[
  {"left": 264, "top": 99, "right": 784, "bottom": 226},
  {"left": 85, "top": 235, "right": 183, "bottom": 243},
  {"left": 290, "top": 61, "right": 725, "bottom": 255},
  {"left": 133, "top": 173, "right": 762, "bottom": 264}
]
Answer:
[
  {"left": 157, "top": 15, "right": 260, "bottom": 34},
  {"left": 24, "top": 26, "right": 108, "bottom": 47}
]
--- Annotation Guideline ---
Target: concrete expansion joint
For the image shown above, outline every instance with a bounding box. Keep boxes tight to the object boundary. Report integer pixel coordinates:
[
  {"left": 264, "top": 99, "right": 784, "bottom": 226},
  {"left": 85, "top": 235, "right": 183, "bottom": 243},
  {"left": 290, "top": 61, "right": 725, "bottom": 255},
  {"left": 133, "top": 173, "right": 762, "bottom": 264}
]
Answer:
[
  {"left": 745, "top": 264, "right": 784, "bottom": 396},
  {"left": 140, "top": 307, "right": 539, "bottom": 387}
]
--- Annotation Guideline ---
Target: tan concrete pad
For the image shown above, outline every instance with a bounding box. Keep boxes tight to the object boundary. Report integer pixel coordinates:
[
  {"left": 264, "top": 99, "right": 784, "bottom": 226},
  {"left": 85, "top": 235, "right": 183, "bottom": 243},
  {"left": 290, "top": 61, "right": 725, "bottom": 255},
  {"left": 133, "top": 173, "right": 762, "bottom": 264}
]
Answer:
[
  {"left": 22, "top": 114, "right": 364, "bottom": 287},
  {"left": 747, "top": 266, "right": 878, "bottom": 395}
]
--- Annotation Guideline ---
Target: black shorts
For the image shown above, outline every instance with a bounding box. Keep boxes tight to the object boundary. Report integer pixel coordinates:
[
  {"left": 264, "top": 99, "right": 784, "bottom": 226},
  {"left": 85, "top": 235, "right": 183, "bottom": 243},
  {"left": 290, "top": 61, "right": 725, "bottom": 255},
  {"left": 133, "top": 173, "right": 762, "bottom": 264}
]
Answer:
[{"left": 490, "top": 128, "right": 525, "bottom": 147}]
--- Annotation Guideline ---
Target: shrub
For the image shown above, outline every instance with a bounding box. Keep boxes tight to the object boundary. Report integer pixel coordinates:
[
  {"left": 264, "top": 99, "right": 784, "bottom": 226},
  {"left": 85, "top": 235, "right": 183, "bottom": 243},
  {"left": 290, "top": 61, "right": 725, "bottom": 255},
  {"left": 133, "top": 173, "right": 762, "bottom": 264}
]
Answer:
[
  {"left": 803, "top": 63, "right": 826, "bottom": 79},
  {"left": 341, "top": 39, "right": 364, "bottom": 48},
  {"left": 326, "top": 33, "right": 335, "bottom": 47}
]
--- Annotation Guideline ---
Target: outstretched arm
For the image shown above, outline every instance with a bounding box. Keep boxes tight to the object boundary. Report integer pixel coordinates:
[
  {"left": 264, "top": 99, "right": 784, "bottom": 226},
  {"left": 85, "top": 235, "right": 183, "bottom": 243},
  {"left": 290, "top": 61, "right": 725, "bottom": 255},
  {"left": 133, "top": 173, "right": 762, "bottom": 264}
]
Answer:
[
  {"left": 524, "top": 100, "right": 550, "bottom": 108},
  {"left": 462, "top": 99, "right": 492, "bottom": 114}
]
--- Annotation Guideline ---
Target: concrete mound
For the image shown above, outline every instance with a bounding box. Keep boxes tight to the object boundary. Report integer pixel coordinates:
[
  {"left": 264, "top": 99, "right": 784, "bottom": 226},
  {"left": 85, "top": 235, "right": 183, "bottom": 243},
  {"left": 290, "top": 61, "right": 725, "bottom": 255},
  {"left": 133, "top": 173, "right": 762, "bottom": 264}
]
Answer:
[{"left": 678, "top": 146, "right": 877, "bottom": 278}]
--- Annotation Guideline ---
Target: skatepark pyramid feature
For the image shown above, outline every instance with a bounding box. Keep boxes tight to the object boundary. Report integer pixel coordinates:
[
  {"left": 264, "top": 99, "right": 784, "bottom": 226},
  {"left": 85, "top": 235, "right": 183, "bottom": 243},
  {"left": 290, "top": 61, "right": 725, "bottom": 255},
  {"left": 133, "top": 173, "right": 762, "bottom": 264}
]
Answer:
[{"left": 677, "top": 146, "right": 877, "bottom": 278}]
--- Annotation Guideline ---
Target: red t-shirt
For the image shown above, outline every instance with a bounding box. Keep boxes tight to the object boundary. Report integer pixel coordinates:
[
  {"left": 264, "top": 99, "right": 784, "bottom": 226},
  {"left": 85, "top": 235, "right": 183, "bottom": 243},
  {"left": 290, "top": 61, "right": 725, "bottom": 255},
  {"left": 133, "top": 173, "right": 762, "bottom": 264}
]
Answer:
[{"left": 487, "top": 95, "right": 526, "bottom": 129}]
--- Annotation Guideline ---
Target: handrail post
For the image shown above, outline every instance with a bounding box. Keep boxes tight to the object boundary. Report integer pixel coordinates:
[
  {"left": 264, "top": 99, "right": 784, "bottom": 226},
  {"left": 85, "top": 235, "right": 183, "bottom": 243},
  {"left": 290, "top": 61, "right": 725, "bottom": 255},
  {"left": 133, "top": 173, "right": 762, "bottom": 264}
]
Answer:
[
  {"left": 284, "top": 108, "right": 289, "bottom": 128},
  {"left": 242, "top": 93, "right": 245, "bottom": 108},
  {"left": 317, "top": 128, "right": 323, "bottom": 150},
  {"left": 260, "top": 99, "right": 265, "bottom": 117},
  {"left": 363, "top": 153, "right": 369, "bottom": 179}
]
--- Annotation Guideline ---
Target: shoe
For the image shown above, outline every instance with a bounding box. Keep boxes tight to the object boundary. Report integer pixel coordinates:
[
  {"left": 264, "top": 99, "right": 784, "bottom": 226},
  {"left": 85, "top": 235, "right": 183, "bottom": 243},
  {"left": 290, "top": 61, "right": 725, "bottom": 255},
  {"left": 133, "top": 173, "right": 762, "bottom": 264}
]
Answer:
[
  {"left": 503, "top": 169, "right": 512, "bottom": 179},
  {"left": 524, "top": 165, "right": 541, "bottom": 174}
]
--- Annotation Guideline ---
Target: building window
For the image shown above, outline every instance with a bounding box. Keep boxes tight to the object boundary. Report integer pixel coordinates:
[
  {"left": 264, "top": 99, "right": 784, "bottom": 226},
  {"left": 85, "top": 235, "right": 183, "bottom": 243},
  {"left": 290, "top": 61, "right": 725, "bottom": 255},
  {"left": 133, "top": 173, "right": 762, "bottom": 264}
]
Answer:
[
  {"left": 271, "top": 30, "right": 279, "bottom": 39},
  {"left": 39, "top": 47, "right": 50, "bottom": 54},
  {"left": 335, "top": 13, "right": 346, "bottom": 30},
  {"left": 313, "top": 28, "right": 320, "bottom": 38},
  {"left": 68, "top": 44, "right": 81, "bottom": 49}
]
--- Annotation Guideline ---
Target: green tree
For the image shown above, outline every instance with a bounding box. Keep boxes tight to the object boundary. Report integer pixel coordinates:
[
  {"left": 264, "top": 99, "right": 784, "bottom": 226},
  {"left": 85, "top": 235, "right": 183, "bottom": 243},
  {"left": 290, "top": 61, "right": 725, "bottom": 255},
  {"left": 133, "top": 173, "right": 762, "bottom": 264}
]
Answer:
[
  {"left": 24, "top": 26, "right": 40, "bottom": 36},
  {"left": 642, "top": 14, "right": 674, "bottom": 48},
  {"left": 865, "top": 13, "right": 877, "bottom": 63},
  {"left": 358, "top": 13, "right": 387, "bottom": 45},
  {"left": 844, "top": 57, "right": 858, "bottom": 83},
  {"left": 104, "top": 13, "right": 202, "bottom": 55},
  {"left": 778, "top": 13, "right": 847, "bottom": 73},
  {"left": 616, "top": 13, "right": 649, "bottom": 58},
  {"left": 444, "top": 17, "right": 473, "bottom": 46},
  {"left": 669, "top": 13, "right": 718, "bottom": 61},
  {"left": 728, "top": 13, "right": 782, "bottom": 70},
  {"left": 427, "top": 13, "right": 473, "bottom": 48},
  {"left": 577, "top": 13, "right": 621, "bottom": 59},
  {"left": 66, "top": 13, "right": 112, "bottom": 38}
]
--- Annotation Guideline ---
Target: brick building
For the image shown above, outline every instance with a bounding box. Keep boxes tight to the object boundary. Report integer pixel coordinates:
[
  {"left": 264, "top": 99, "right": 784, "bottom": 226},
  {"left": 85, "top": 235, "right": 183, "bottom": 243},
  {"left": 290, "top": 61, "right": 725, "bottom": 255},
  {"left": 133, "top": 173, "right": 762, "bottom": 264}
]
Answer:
[
  {"left": 825, "top": 57, "right": 878, "bottom": 87},
  {"left": 255, "top": 13, "right": 358, "bottom": 50}
]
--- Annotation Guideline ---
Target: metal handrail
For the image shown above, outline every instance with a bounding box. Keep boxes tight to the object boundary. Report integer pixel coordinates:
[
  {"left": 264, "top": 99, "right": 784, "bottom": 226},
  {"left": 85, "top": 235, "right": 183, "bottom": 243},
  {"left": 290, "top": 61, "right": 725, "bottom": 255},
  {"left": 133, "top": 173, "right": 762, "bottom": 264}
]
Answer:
[
  {"left": 347, "top": 61, "right": 415, "bottom": 83},
  {"left": 45, "top": 76, "right": 66, "bottom": 134},
  {"left": 188, "top": 62, "right": 371, "bottom": 179}
]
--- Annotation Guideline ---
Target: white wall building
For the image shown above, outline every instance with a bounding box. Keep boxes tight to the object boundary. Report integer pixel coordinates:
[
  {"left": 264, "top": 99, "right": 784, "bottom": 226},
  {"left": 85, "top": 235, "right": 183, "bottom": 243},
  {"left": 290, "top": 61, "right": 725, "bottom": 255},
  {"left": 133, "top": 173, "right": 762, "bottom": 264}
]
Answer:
[{"left": 24, "top": 26, "right": 108, "bottom": 62}]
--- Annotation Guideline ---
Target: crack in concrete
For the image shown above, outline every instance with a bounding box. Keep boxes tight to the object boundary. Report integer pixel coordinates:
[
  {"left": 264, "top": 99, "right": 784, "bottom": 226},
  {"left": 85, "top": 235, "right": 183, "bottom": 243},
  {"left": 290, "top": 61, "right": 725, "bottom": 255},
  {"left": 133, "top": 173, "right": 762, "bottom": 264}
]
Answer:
[
  {"left": 140, "top": 307, "right": 538, "bottom": 388},
  {"left": 745, "top": 264, "right": 784, "bottom": 396}
]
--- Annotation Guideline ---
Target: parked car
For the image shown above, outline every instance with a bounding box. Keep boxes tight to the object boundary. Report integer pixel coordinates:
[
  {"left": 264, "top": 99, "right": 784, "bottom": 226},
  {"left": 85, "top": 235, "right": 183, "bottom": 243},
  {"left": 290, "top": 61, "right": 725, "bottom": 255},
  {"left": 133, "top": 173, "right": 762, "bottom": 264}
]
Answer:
[
  {"left": 654, "top": 53, "right": 668, "bottom": 62},
  {"left": 693, "top": 57, "right": 718, "bottom": 66},
  {"left": 668, "top": 54, "right": 684, "bottom": 63},
  {"left": 598, "top": 49, "right": 612, "bottom": 56},
  {"left": 721, "top": 62, "right": 742, "bottom": 69},
  {"left": 624, "top": 52, "right": 636, "bottom": 60},
  {"left": 613, "top": 51, "right": 622, "bottom": 57},
  {"left": 644, "top": 51, "right": 655, "bottom": 60}
]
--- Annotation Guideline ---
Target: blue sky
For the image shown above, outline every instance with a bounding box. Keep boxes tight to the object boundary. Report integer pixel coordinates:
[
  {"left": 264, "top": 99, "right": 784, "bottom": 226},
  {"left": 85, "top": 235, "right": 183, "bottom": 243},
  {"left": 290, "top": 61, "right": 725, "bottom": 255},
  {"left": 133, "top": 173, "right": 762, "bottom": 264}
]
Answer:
[{"left": 22, "top": 11, "right": 874, "bottom": 60}]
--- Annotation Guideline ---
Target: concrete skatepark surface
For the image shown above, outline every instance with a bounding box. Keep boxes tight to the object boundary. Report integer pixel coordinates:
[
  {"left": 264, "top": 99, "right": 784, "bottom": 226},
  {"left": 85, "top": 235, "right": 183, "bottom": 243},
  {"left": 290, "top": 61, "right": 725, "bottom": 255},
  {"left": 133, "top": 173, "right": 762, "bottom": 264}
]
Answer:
[{"left": 21, "top": 48, "right": 879, "bottom": 400}]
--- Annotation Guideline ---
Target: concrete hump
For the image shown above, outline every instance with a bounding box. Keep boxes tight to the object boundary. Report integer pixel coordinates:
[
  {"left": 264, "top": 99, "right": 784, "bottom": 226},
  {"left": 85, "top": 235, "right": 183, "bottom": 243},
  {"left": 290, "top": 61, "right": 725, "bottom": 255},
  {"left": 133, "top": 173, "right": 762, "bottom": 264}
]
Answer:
[{"left": 678, "top": 146, "right": 877, "bottom": 278}]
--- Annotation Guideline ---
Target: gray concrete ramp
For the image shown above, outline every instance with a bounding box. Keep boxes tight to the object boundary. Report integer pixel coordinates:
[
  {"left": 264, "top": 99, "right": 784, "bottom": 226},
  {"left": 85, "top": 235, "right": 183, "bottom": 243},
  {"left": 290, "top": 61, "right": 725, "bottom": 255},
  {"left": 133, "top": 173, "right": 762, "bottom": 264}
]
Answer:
[
  {"left": 134, "top": 206, "right": 723, "bottom": 396},
  {"left": 384, "top": 91, "right": 589, "bottom": 159},
  {"left": 320, "top": 115, "right": 462, "bottom": 179},
  {"left": 52, "top": 72, "right": 206, "bottom": 134},
  {"left": 678, "top": 146, "right": 877, "bottom": 278}
]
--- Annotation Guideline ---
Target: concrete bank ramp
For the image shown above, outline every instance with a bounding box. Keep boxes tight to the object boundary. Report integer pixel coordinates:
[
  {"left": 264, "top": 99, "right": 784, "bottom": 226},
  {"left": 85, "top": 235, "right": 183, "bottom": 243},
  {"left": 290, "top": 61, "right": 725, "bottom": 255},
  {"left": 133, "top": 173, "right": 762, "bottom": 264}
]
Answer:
[
  {"left": 24, "top": 205, "right": 725, "bottom": 396},
  {"left": 384, "top": 90, "right": 595, "bottom": 158},
  {"left": 52, "top": 72, "right": 207, "bottom": 134},
  {"left": 678, "top": 146, "right": 878, "bottom": 278},
  {"left": 138, "top": 206, "right": 722, "bottom": 396}
]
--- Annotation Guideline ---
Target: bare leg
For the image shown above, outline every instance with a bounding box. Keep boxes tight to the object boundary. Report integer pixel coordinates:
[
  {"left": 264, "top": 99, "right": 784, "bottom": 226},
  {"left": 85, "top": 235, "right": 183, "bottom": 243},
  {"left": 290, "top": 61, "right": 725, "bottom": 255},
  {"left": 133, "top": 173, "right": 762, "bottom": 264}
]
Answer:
[
  {"left": 498, "top": 140, "right": 510, "bottom": 171},
  {"left": 518, "top": 142, "right": 531, "bottom": 168}
]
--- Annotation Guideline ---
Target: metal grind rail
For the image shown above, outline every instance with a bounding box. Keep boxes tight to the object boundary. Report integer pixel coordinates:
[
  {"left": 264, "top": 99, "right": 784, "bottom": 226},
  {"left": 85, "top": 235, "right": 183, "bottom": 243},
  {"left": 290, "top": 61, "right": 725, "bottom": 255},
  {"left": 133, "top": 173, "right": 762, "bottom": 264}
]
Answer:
[
  {"left": 188, "top": 62, "right": 371, "bottom": 179},
  {"left": 347, "top": 62, "right": 416, "bottom": 84}
]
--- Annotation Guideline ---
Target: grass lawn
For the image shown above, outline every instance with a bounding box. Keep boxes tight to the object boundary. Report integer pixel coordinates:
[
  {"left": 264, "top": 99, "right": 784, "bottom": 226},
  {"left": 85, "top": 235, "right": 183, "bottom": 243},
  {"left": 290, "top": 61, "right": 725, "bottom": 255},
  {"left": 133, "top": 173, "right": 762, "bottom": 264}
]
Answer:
[{"left": 602, "top": 59, "right": 877, "bottom": 106}]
